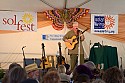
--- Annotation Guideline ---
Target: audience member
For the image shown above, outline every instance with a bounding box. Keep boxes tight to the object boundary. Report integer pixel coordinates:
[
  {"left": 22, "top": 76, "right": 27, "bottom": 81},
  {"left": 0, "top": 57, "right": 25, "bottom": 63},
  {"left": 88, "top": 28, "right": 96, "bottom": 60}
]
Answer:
[
  {"left": 47, "top": 67, "right": 57, "bottom": 72},
  {"left": 83, "top": 61, "right": 96, "bottom": 71},
  {"left": 2, "top": 63, "right": 22, "bottom": 83},
  {"left": 72, "top": 65, "right": 93, "bottom": 82},
  {"left": 21, "top": 79, "right": 39, "bottom": 83},
  {"left": 74, "top": 73, "right": 90, "bottom": 83},
  {"left": 58, "top": 65, "right": 70, "bottom": 82},
  {"left": 9, "top": 62, "right": 22, "bottom": 70},
  {"left": 92, "top": 79, "right": 105, "bottom": 83},
  {"left": 25, "top": 63, "right": 40, "bottom": 81},
  {"left": 8, "top": 66, "right": 27, "bottom": 83},
  {"left": 102, "top": 66, "right": 124, "bottom": 83},
  {"left": 42, "top": 71, "right": 60, "bottom": 83}
]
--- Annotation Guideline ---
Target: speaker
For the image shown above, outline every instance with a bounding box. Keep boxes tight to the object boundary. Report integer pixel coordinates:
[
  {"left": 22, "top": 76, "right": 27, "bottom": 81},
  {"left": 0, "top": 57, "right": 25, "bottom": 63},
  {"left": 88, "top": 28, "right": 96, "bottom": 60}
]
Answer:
[{"left": 24, "top": 58, "right": 41, "bottom": 68}]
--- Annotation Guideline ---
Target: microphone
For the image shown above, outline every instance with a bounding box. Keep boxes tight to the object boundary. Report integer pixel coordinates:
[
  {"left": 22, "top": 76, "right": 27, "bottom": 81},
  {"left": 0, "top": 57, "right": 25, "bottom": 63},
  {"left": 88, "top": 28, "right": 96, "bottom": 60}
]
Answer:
[
  {"left": 77, "top": 29, "right": 81, "bottom": 34},
  {"left": 41, "top": 43, "right": 45, "bottom": 48},
  {"left": 22, "top": 46, "right": 26, "bottom": 49},
  {"left": 76, "top": 28, "right": 80, "bottom": 31},
  {"left": 90, "top": 40, "right": 92, "bottom": 45}
]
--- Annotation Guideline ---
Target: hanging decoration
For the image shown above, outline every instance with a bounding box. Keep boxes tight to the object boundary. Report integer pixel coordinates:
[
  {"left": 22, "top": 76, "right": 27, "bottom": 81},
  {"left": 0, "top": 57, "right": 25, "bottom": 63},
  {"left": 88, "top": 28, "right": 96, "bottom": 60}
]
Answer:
[{"left": 44, "top": 8, "right": 89, "bottom": 30}]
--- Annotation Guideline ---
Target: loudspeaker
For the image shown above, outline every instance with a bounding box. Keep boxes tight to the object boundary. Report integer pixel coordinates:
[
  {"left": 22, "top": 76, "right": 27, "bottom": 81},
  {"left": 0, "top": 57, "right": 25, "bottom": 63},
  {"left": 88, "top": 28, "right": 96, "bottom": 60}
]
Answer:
[{"left": 24, "top": 58, "right": 41, "bottom": 68}]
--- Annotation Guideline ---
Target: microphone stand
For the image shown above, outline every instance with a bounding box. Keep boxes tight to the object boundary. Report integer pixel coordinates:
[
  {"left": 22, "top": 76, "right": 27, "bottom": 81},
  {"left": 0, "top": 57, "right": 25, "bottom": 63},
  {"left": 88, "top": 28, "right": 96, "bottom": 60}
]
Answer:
[
  {"left": 22, "top": 46, "right": 26, "bottom": 68},
  {"left": 78, "top": 31, "right": 81, "bottom": 65},
  {"left": 89, "top": 40, "right": 92, "bottom": 55},
  {"left": 41, "top": 43, "right": 46, "bottom": 70},
  {"left": 120, "top": 57, "right": 124, "bottom": 76}
]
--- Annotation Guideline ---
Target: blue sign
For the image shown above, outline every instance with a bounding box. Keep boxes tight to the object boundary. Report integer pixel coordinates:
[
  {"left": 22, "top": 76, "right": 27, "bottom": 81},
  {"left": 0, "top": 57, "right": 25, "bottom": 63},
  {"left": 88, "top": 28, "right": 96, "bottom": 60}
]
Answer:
[
  {"left": 42, "top": 35, "right": 48, "bottom": 40},
  {"left": 91, "top": 14, "right": 118, "bottom": 34},
  {"left": 42, "top": 34, "right": 64, "bottom": 41},
  {"left": 94, "top": 16, "right": 105, "bottom": 29}
]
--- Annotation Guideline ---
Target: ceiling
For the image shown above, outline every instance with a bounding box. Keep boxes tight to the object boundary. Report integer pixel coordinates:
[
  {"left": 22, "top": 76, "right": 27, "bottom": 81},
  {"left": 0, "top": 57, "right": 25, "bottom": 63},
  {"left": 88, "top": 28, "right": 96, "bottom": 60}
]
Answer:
[
  {"left": 0, "top": 0, "right": 125, "bottom": 43},
  {"left": 0, "top": 0, "right": 125, "bottom": 14}
]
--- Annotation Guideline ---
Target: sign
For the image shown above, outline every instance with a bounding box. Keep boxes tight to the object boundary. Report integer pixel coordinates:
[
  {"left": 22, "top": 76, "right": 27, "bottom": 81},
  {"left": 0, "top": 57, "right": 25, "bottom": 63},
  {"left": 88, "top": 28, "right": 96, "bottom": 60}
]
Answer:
[
  {"left": 91, "top": 14, "right": 118, "bottom": 34},
  {"left": 0, "top": 11, "right": 37, "bottom": 31},
  {"left": 42, "top": 34, "right": 64, "bottom": 40}
]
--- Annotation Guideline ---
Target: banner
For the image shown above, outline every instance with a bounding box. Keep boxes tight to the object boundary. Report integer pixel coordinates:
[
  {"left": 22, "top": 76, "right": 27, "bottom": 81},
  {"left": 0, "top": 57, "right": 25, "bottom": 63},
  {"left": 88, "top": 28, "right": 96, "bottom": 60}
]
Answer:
[
  {"left": 91, "top": 14, "right": 118, "bottom": 34},
  {"left": 0, "top": 11, "right": 37, "bottom": 31},
  {"left": 42, "top": 34, "right": 64, "bottom": 41}
]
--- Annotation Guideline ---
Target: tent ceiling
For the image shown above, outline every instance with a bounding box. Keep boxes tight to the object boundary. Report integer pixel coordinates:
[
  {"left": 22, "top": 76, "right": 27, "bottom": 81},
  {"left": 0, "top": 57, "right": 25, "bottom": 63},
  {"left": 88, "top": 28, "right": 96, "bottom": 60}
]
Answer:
[
  {"left": 0, "top": 0, "right": 90, "bottom": 12},
  {"left": 0, "top": 0, "right": 125, "bottom": 43},
  {"left": 0, "top": 0, "right": 125, "bottom": 14}
]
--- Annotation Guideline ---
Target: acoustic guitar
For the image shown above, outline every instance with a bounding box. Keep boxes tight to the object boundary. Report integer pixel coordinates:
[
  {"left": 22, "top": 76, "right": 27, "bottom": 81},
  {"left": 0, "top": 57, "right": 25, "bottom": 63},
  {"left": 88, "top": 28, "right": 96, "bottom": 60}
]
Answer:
[
  {"left": 40, "top": 57, "right": 51, "bottom": 69},
  {"left": 40, "top": 43, "right": 51, "bottom": 69},
  {"left": 65, "top": 28, "right": 88, "bottom": 50},
  {"left": 57, "top": 42, "right": 65, "bottom": 66}
]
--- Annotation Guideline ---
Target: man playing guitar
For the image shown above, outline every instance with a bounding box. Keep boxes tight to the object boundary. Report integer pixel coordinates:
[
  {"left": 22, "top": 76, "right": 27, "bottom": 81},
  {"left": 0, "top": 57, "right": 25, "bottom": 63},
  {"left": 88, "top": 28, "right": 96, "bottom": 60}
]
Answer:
[{"left": 63, "top": 22, "right": 85, "bottom": 71}]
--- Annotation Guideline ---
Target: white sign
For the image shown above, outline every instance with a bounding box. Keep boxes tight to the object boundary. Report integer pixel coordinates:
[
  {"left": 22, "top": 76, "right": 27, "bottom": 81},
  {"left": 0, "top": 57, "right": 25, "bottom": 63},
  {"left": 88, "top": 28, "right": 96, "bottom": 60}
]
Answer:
[
  {"left": 42, "top": 34, "right": 64, "bottom": 40},
  {"left": 0, "top": 11, "right": 37, "bottom": 31},
  {"left": 91, "top": 14, "right": 118, "bottom": 34}
]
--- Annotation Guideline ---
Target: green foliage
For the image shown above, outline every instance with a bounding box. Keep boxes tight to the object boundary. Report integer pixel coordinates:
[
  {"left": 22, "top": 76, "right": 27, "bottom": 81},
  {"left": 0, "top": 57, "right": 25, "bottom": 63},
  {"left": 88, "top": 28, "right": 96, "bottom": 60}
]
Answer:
[{"left": 0, "top": 69, "right": 5, "bottom": 79}]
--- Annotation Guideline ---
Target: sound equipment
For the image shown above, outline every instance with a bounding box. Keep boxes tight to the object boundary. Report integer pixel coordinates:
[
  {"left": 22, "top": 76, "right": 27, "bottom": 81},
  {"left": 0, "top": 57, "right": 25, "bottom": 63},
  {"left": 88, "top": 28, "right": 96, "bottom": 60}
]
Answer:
[{"left": 24, "top": 58, "right": 41, "bottom": 68}]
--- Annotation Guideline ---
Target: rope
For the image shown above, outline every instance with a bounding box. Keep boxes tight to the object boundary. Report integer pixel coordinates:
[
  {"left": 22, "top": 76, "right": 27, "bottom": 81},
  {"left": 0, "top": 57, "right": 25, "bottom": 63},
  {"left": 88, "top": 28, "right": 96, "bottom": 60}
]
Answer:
[
  {"left": 40, "top": 0, "right": 58, "bottom": 9},
  {"left": 75, "top": 0, "right": 92, "bottom": 8}
]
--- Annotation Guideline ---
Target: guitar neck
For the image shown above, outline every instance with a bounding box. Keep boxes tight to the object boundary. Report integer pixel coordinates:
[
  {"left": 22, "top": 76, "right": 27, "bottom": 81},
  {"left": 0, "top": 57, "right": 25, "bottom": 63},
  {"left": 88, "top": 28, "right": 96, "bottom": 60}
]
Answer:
[
  {"left": 41, "top": 43, "right": 46, "bottom": 69},
  {"left": 75, "top": 28, "right": 88, "bottom": 39},
  {"left": 58, "top": 42, "right": 62, "bottom": 56},
  {"left": 58, "top": 42, "right": 63, "bottom": 65}
]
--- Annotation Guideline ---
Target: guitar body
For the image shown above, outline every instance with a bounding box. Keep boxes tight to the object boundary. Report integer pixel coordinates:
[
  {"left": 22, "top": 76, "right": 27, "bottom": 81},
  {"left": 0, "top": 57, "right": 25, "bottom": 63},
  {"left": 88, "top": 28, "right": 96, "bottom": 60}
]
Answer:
[
  {"left": 65, "top": 36, "right": 78, "bottom": 50},
  {"left": 40, "top": 57, "right": 51, "bottom": 69},
  {"left": 57, "top": 56, "right": 65, "bottom": 66}
]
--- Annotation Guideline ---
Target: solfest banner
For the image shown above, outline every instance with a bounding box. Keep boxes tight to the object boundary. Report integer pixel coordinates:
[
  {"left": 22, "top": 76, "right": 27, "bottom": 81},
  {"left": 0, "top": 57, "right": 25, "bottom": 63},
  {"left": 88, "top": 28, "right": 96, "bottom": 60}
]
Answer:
[
  {"left": 0, "top": 11, "right": 37, "bottom": 31},
  {"left": 91, "top": 14, "right": 118, "bottom": 34}
]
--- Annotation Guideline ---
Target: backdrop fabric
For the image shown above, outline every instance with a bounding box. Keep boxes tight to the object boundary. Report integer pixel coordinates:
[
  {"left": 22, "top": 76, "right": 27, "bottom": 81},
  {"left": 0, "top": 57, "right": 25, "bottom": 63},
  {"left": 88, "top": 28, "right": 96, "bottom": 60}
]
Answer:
[{"left": 89, "top": 43, "right": 119, "bottom": 70}]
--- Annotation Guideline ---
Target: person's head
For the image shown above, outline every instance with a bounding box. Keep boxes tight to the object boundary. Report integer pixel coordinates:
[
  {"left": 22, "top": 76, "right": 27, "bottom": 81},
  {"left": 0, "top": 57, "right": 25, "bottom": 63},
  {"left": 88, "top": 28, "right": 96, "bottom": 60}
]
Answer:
[
  {"left": 8, "top": 66, "right": 27, "bottom": 83},
  {"left": 21, "top": 79, "right": 39, "bottom": 83},
  {"left": 74, "top": 74, "right": 90, "bottom": 83},
  {"left": 9, "top": 62, "right": 22, "bottom": 70},
  {"left": 47, "top": 67, "right": 57, "bottom": 72},
  {"left": 58, "top": 65, "right": 66, "bottom": 73},
  {"left": 72, "top": 22, "right": 78, "bottom": 31},
  {"left": 102, "top": 66, "right": 124, "bottom": 83},
  {"left": 74, "top": 65, "right": 93, "bottom": 79},
  {"left": 92, "top": 79, "right": 105, "bottom": 83},
  {"left": 2, "top": 63, "right": 22, "bottom": 83},
  {"left": 25, "top": 63, "right": 39, "bottom": 79},
  {"left": 43, "top": 71, "right": 60, "bottom": 83},
  {"left": 83, "top": 61, "right": 96, "bottom": 71}
]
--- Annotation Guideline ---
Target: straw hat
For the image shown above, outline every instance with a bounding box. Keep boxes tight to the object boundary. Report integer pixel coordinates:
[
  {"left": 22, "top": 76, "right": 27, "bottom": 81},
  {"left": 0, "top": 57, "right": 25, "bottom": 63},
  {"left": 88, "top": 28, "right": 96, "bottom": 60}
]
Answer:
[{"left": 25, "top": 63, "right": 38, "bottom": 73}]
